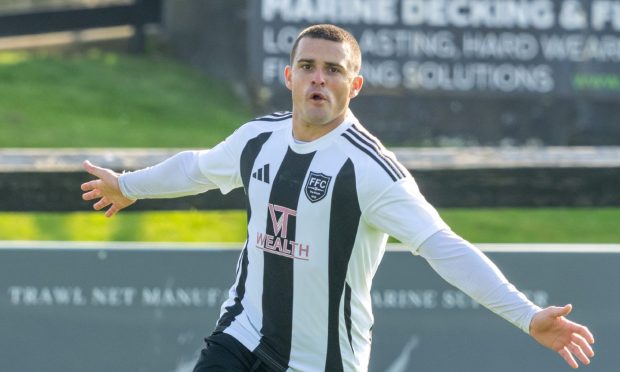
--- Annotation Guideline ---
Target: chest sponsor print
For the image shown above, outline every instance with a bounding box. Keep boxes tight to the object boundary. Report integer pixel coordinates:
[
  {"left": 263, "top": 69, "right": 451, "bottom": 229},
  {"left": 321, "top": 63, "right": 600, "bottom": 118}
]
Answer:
[{"left": 255, "top": 203, "right": 310, "bottom": 260}]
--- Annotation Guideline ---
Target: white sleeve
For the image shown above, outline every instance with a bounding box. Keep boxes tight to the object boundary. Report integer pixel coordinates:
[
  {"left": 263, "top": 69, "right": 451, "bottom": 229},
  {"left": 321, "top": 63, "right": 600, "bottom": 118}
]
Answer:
[
  {"left": 418, "top": 229, "right": 542, "bottom": 334},
  {"left": 118, "top": 150, "right": 219, "bottom": 199},
  {"left": 363, "top": 178, "right": 449, "bottom": 250},
  {"left": 118, "top": 124, "right": 248, "bottom": 199}
]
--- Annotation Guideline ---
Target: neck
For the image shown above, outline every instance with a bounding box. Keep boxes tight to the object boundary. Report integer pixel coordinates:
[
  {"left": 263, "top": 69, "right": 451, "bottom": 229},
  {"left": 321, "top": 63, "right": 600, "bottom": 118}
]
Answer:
[{"left": 291, "top": 112, "right": 347, "bottom": 142}]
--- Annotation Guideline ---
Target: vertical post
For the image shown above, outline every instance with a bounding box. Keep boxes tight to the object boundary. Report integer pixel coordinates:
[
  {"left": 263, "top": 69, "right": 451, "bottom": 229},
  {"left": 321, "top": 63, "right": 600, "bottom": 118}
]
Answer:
[{"left": 130, "top": 0, "right": 146, "bottom": 53}]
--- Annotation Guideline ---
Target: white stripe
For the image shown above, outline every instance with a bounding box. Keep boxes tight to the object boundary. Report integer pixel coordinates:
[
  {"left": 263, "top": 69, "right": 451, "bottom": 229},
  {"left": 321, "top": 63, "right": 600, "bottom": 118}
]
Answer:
[
  {"left": 0, "top": 240, "right": 239, "bottom": 250},
  {"left": 388, "top": 242, "right": 620, "bottom": 253}
]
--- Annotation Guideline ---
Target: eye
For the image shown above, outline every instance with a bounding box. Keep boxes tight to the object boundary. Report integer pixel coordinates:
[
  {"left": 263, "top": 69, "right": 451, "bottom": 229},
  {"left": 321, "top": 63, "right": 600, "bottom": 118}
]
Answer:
[
  {"left": 328, "top": 66, "right": 342, "bottom": 74},
  {"left": 300, "top": 64, "right": 312, "bottom": 70}
]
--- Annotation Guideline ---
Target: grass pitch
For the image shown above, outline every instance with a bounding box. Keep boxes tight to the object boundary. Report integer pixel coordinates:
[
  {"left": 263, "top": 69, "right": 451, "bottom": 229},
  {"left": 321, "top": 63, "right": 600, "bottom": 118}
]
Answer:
[
  {"left": 1, "top": 208, "right": 618, "bottom": 243},
  {"left": 0, "top": 49, "right": 249, "bottom": 148}
]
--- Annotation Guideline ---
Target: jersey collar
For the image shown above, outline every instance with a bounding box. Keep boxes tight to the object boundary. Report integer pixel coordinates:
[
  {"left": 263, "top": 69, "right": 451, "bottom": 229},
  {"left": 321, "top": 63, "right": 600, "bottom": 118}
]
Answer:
[{"left": 287, "top": 110, "right": 358, "bottom": 154}]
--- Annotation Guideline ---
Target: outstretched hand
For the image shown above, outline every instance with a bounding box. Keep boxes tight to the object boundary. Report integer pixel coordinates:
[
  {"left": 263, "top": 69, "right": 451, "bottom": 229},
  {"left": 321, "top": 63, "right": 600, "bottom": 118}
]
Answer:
[
  {"left": 81, "top": 160, "right": 135, "bottom": 217},
  {"left": 530, "top": 304, "right": 595, "bottom": 369}
]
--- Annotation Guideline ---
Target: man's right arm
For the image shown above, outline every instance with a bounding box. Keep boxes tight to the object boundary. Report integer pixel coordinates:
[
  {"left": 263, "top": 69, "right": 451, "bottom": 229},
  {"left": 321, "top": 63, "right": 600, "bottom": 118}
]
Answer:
[
  {"left": 81, "top": 121, "right": 251, "bottom": 217},
  {"left": 118, "top": 150, "right": 218, "bottom": 199}
]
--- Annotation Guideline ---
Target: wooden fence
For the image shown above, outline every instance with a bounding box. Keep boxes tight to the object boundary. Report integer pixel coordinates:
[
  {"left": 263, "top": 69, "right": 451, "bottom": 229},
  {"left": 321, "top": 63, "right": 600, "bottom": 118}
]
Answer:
[{"left": 0, "top": 0, "right": 162, "bottom": 52}]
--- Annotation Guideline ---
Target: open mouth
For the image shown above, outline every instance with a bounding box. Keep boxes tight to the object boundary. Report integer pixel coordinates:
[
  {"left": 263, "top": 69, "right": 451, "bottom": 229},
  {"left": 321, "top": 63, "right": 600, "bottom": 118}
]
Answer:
[{"left": 309, "top": 92, "right": 327, "bottom": 102}]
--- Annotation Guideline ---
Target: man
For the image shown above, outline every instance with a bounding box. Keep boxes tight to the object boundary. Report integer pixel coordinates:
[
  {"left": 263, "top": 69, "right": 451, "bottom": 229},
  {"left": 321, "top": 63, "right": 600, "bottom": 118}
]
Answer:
[{"left": 81, "top": 24, "right": 595, "bottom": 371}]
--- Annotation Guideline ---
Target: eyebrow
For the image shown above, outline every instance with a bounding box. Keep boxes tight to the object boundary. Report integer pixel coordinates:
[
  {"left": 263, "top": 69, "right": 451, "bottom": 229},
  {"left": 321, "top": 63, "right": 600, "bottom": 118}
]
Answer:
[{"left": 297, "top": 59, "right": 345, "bottom": 70}]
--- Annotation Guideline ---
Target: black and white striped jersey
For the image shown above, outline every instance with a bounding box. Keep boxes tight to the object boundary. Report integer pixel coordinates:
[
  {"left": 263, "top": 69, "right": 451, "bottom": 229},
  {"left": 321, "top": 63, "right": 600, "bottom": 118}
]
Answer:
[
  {"left": 193, "top": 111, "right": 448, "bottom": 371},
  {"left": 118, "top": 111, "right": 541, "bottom": 371}
]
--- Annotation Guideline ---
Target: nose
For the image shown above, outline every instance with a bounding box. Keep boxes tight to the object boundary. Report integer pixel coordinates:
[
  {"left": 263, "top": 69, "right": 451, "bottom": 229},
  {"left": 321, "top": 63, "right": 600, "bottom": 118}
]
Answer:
[{"left": 312, "top": 69, "right": 325, "bottom": 86}]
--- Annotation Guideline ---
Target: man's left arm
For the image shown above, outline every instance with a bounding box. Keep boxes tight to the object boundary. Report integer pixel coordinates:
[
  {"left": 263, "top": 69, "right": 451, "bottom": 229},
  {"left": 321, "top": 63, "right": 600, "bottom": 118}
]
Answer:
[
  {"left": 361, "top": 172, "right": 596, "bottom": 368},
  {"left": 418, "top": 229, "right": 595, "bottom": 369}
]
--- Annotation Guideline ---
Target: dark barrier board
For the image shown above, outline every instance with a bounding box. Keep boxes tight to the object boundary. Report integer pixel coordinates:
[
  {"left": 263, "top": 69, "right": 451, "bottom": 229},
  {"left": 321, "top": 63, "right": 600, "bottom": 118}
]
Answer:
[
  {"left": 0, "top": 2, "right": 162, "bottom": 37},
  {"left": 0, "top": 245, "right": 617, "bottom": 371},
  {"left": 3, "top": 167, "right": 620, "bottom": 211}
]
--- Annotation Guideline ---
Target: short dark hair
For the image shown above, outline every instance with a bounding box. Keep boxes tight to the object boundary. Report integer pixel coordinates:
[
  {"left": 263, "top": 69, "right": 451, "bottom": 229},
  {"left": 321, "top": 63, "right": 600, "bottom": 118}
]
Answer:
[{"left": 290, "top": 24, "right": 362, "bottom": 74}]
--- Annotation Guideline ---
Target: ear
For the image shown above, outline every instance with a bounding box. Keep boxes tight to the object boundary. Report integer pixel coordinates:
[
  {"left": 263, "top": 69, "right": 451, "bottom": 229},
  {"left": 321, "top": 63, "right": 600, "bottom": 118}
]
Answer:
[
  {"left": 284, "top": 65, "right": 293, "bottom": 91},
  {"left": 349, "top": 75, "right": 364, "bottom": 99}
]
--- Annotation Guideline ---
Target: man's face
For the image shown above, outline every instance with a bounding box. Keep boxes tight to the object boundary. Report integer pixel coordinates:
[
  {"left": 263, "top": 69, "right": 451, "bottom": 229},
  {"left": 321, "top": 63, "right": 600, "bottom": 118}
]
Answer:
[{"left": 285, "top": 37, "right": 363, "bottom": 138}]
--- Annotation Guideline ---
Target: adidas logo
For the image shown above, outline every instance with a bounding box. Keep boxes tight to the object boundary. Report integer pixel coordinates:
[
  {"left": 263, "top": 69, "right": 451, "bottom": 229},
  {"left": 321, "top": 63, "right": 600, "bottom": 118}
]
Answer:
[{"left": 252, "top": 164, "right": 270, "bottom": 184}]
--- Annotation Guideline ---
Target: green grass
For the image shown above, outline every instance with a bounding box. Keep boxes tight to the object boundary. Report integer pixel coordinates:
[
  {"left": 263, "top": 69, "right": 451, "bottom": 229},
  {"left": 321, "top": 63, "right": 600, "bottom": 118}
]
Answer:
[
  {"left": 1, "top": 208, "right": 618, "bottom": 243},
  {"left": 0, "top": 210, "right": 248, "bottom": 242},
  {"left": 440, "top": 207, "right": 620, "bottom": 243},
  {"left": 0, "top": 49, "right": 250, "bottom": 148}
]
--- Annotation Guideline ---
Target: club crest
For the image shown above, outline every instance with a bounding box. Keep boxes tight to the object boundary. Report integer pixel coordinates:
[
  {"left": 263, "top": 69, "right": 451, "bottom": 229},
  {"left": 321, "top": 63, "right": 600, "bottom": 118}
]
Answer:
[{"left": 304, "top": 172, "right": 332, "bottom": 203}]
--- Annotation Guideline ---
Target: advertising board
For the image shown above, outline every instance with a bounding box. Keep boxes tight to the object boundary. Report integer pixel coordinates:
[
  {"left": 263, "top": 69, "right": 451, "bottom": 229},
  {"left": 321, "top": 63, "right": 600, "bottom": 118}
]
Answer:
[{"left": 1, "top": 243, "right": 617, "bottom": 371}]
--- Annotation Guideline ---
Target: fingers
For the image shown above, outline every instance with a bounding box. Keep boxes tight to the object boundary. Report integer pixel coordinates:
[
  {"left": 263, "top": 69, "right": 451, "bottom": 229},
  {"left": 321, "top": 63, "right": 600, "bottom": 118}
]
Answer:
[
  {"left": 94, "top": 197, "right": 120, "bottom": 218},
  {"left": 93, "top": 197, "right": 111, "bottom": 211},
  {"left": 562, "top": 304, "right": 573, "bottom": 316},
  {"left": 82, "top": 189, "right": 101, "bottom": 201},
  {"left": 81, "top": 180, "right": 112, "bottom": 211},
  {"left": 82, "top": 160, "right": 128, "bottom": 218},
  {"left": 81, "top": 180, "right": 97, "bottom": 192},
  {"left": 549, "top": 304, "right": 572, "bottom": 318},
  {"left": 90, "top": 195, "right": 121, "bottom": 218},
  {"left": 578, "top": 324, "right": 595, "bottom": 344},
  {"left": 572, "top": 332, "right": 595, "bottom": 357},
  {"left": 558, "top": 346, "right": 579, "bottom": 369},
  {"left": 561, "top": 350, "right": 577, "bottom": 369},
  {"left": 105, "top": 205, "right": 119, "bottom": 218},
  {"left": 82, "top": 160, "right": 107, "bottom": 178},
  {"left": 557, "top": 331, "right": 596, "bottom": 369},
  {"left": 81, "top": 161, "right": 106, "bottom": 193},
  {"left": 568, "top": 341, "right": 591, "bottom": 366},
  {"left": 532, "top": 304, "right": 596, "bottom": 369},
  {"left": 559, "top": 340, "right": 592, "bottom": 369}
]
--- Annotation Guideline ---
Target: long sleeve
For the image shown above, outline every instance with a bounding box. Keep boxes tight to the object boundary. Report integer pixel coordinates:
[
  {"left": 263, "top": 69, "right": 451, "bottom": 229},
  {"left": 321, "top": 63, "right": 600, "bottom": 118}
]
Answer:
[
  {"left": 117, "top": 121, "right": 271, "bottom": 200},
  {"left": 118, "top": 150, "right": 218, "bottom": 199},
  {"left": 418, "top": 229, "right": 542, "bottom": 334}
]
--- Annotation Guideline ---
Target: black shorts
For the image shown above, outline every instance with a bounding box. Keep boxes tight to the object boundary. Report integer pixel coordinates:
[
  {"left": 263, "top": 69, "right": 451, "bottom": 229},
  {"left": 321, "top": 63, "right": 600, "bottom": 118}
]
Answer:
[{"left": 192, "top": 332, "right": 271, "bottom": 372}]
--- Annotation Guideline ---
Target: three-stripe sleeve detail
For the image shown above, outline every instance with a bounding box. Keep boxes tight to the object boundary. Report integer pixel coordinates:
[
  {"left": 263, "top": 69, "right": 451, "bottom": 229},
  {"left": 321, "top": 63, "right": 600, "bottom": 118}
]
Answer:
[{"left": 341, "top": 127, "right": 406, "bottom": 182}]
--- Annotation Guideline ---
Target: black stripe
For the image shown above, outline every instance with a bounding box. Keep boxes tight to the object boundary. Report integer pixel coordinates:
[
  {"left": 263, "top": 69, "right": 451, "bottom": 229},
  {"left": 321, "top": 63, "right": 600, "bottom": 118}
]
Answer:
[
  {"left": 253, "top": 113, "right": 293, "bottom": 122},
  {"left": 346, "top": 127, "right": 405, "bottom": 179},
  {"left": 254, "top": 115, "right": 292, "bottom": 122},
  {"left": 325, "top": 159, "right": 361, "bottom": 371},
  {"left": 350, "top": 124, "right": 407, "bottom": 179},
  {"left": 214, "top": 243, "right": 249, "bottom": 332},
  {"left": 215, "top": 131, "right": 272, "bottom": 333},
  {"left": 344, "top": 283, "right": 354, "bottom": 354},
  {"left": 342, "top": 132, "right": 398, "bottom": 182},
  {"left": 233, "top": 240, "right": 245, "bottom": 276},
  {"left": 257, "top": 147, "right": 316, "bottom": 371}
]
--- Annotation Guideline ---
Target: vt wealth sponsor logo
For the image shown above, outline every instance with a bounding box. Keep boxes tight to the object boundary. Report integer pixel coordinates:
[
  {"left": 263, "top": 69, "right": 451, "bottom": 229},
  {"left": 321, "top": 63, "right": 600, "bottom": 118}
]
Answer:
[{"left": 256, "top": 203, "right": 310, "bottom": 260}]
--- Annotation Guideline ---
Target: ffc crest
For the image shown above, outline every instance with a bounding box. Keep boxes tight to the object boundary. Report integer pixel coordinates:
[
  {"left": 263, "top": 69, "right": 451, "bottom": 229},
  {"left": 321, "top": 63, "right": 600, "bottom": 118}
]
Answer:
[{"left": 304, "top": 172, "right": 332, "bottom": 203}]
